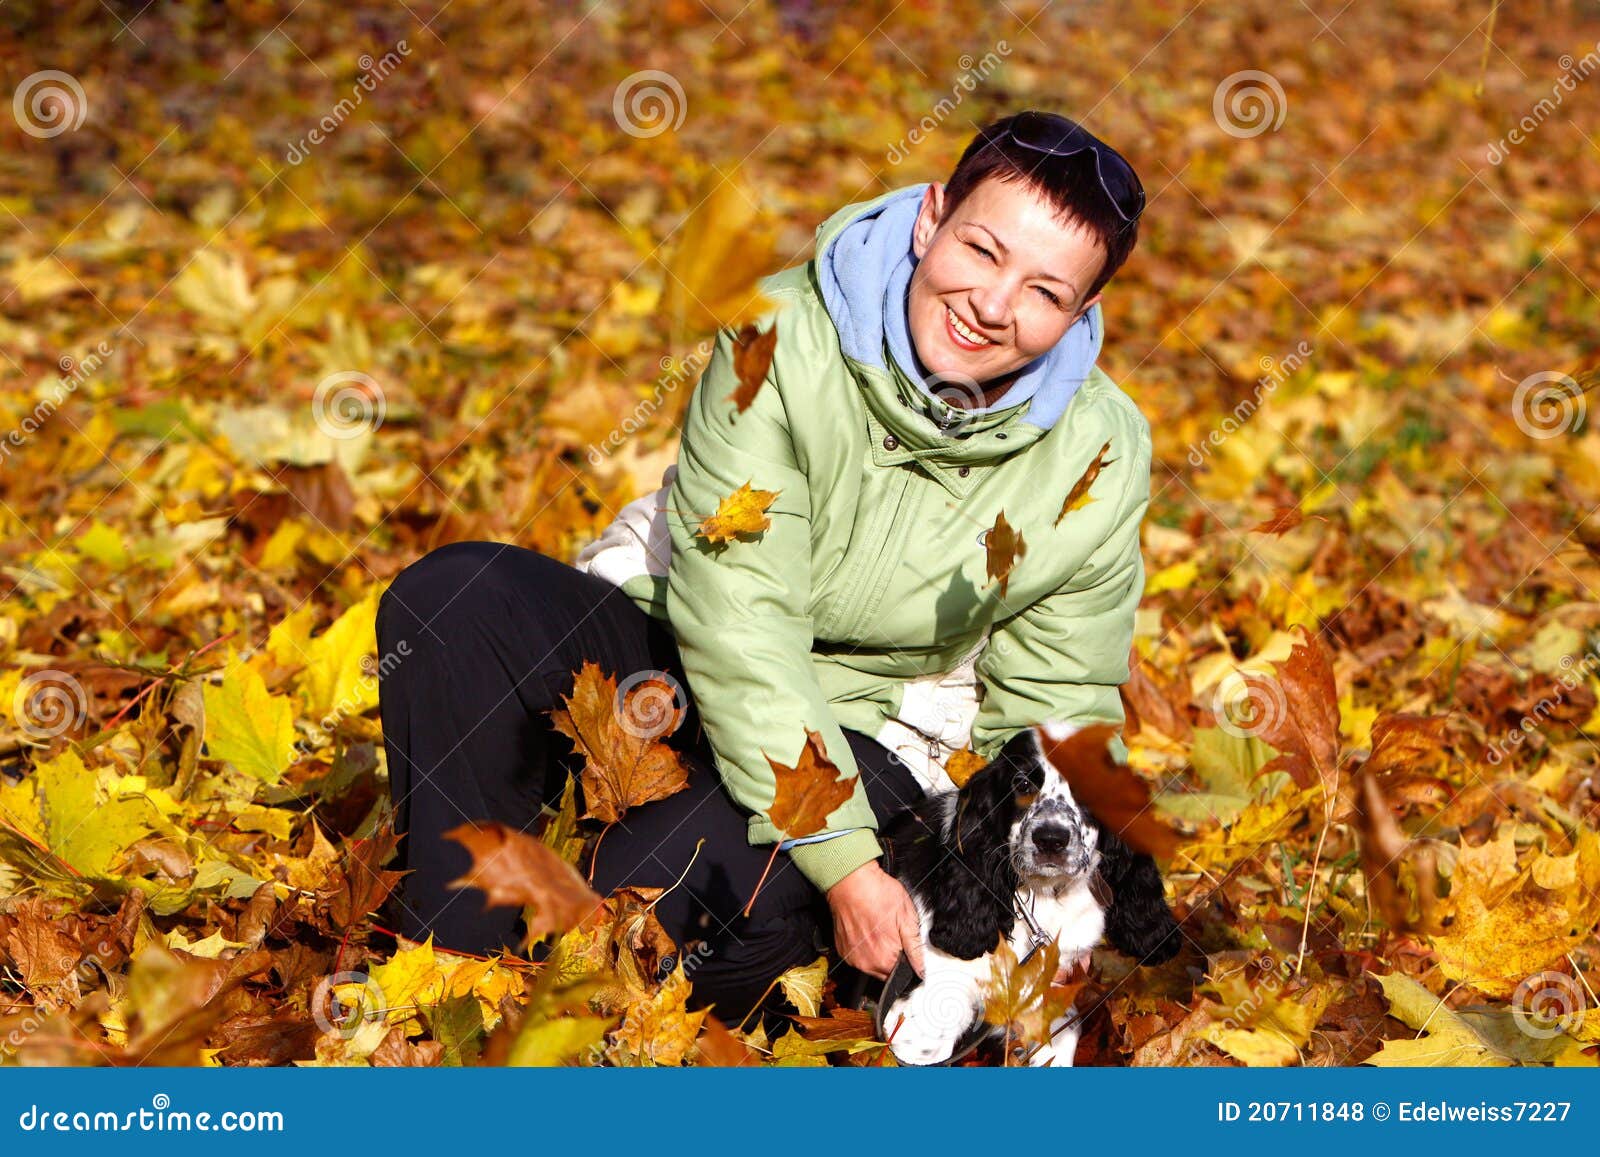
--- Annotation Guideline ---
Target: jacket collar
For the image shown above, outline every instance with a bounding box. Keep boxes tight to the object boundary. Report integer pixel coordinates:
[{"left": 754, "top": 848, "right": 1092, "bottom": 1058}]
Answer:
[{"left": 810, "top": 183, "right": 1105, "bottom": 472}]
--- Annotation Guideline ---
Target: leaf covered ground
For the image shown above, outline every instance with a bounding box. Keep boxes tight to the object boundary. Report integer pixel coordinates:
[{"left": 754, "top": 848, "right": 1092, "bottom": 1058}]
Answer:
[{"left": 2, "top": 0, "right": 1599, "bottom": 1066}]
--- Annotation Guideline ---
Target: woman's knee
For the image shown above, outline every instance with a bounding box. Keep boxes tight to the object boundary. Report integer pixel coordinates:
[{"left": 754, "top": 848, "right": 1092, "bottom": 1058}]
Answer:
[{"left": 379, "top": 540, "right": 551, "bottom": 632}]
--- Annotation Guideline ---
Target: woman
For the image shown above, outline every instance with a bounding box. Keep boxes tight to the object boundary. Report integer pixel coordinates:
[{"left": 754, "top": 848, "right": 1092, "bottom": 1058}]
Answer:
[{"left": 375, "top": 110, "right": 1151, "bottom": 1016}]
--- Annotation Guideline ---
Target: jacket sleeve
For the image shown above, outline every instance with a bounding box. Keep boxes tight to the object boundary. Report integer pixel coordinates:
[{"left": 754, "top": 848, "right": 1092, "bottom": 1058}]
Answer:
[
  {"left": 664, "top": 316, "right": 883, "bottom": 892},
  {"left": 969, "top": 409, "right": 1152, "bottom": 767}
]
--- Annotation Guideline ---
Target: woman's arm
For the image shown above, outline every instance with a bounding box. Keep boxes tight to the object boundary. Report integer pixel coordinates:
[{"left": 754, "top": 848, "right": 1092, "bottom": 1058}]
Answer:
[{"left": 663, "top": 311, "right": 883, "bottom": 891}]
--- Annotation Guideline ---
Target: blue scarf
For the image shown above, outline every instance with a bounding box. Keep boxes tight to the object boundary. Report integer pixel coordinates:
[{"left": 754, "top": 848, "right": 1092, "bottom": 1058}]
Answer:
[{"left": 817, "top": 182, "right": 1103, "bottom": 432}]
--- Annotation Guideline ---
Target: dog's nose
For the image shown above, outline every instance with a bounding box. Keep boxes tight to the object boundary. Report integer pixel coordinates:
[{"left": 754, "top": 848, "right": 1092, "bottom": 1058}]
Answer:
[{"left": 1031, "top": 824, "right": 1075, "bottom": 856}]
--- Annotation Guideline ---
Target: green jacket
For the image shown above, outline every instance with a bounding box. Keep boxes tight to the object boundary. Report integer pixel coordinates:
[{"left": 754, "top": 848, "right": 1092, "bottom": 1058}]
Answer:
[{"left": 574, "top": 184, "right": 1152, "bottom": 892}]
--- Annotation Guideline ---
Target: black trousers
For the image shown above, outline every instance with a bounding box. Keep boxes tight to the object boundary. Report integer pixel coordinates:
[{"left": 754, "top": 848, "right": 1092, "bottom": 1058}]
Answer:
[{"left": 374, "top": 540, "right": 924, "bottom": 1016}]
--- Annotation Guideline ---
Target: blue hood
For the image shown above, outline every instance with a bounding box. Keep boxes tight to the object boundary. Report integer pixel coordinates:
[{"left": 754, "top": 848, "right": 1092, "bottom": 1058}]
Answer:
[{"left": 815, "top": 182, "right": 1103, "bottom": 433}]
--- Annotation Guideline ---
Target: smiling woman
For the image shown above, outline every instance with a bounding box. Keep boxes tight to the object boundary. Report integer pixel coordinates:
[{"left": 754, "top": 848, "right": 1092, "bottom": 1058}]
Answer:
[{"left": 377, "top": 110, "right": 1159, "bottom": 1026}]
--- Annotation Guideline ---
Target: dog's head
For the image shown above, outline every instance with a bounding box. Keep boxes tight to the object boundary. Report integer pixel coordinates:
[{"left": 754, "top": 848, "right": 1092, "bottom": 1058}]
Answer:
[{"left": 954, "top": 727, "right": 1099, "bottom": 891}]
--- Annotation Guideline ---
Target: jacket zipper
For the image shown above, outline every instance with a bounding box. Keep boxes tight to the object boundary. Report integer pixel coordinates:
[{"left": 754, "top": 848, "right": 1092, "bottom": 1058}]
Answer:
[{"left": 836, "top": 466, "right": 915, "bottom": 641}]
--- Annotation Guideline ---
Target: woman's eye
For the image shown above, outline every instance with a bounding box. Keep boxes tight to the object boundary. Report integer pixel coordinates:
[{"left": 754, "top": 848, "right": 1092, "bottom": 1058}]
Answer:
[
  {"left": 967, "top": 242, "right": 995, "bottom": 262},
  {"left": 1036, "top": 286, "right": 1062, "bottom": 307}
]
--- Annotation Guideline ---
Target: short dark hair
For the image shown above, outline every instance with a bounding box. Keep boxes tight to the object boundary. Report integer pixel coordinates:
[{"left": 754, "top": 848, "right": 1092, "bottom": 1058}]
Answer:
[{"left": 940, "top": 112, "right": 1141, "bottom": 303}]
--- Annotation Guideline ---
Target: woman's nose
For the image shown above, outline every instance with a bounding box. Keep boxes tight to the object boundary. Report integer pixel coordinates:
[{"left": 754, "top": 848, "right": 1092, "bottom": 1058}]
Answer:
[{"left": 969, "top": 287, "right": 1012, "bottom": 329}]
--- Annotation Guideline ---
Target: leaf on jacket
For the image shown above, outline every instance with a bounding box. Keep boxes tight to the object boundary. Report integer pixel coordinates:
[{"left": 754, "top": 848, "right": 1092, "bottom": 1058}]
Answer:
[
  {"left": 695, "top": 480, "right": 780, "bottom": 545},
  {"left": 548, "top": 660, "right": 690, "bottom": 823},
  {"left": 763, "top": 728, "right": 855, "bottom": 839},
  {"left": 984, "top": 509, "right": 1027, "bottom": 599},
  {"left": 725, "top": 322, "right": 777, "bottom": 414},
  {"left": 444, "top": 821, "right": 602, "bottom": 941},
  {"left": 1054, "top": 439, "right": 1116, "bottom": 525},
  {"left": 1038, "top": 723, "right": 1183, "bottom": 861}
]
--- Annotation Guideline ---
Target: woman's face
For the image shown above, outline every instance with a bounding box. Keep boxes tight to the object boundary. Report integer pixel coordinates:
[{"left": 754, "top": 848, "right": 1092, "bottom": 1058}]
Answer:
[{"left": 908, "top": 176, "right": 1107, "bottom": 389}]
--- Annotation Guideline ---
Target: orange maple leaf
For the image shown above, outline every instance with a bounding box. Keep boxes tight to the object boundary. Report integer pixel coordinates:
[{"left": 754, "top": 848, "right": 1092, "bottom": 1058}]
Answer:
[
  {"left": 445, "top": 821, "right": 602, "bottom": 942},
  {"left": 695, "top": 480, "right": 780, "bottom": 545},
  {"left": 725, "top": 322, "right": 777, "bottom": 414},
  {"left": 985, "top": 509, "right": 1027, "bottom": 599},
  {"left": 765, "top": 728, "right": 855, "bottom": 840},
  {"left": 548, "top": 660, "right": 690, "bottom": 824},
  {"left": 1036, "top": 723, "right": 1182, "bottom": 861}
]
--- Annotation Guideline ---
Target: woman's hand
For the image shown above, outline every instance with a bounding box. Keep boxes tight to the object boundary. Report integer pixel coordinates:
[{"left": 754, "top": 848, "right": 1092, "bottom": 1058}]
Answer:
[{"left": 826, "top": 860, "right": 925, "bottom": 980}]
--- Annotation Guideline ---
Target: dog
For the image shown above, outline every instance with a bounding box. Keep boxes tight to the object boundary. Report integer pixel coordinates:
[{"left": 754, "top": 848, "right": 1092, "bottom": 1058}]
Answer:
[{"left": 875, "top": 724, "right": 1181, "bottom": 1066}]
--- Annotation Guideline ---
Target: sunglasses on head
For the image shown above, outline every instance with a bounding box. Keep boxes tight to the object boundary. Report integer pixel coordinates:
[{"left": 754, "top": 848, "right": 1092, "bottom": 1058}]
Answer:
[{"left": 999, "top": 110, "right": 1146, "bottom": 226}]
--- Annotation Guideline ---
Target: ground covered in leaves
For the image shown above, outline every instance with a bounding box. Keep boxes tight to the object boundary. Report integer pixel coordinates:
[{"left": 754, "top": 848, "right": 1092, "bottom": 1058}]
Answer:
[{"left": 2, "top": 0, "right": 1599, "bottom": 1066}]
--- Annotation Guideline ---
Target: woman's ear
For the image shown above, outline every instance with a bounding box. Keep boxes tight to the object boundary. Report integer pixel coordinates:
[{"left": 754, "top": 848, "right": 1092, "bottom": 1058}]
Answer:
[
  {"left": 911, "top": 182, "right": 945, "bottom": 260},
  {"left": 1073, "top": 291, "right": 1103, "bottom": 324}
]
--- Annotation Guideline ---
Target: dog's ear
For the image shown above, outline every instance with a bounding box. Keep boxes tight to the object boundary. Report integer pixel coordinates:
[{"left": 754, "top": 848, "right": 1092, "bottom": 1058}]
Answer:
[
  {"left": 923, "top": 760, "right": 1021, "bottom": 959},
  {"left": 1089, "top": 816, "right": 1182, "bottom": 964}
]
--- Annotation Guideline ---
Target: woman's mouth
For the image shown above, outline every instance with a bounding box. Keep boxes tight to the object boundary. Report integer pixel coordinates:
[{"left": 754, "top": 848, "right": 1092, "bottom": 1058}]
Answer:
[{"left": 944, "top": 304, "right": 996, "bottom": 352}]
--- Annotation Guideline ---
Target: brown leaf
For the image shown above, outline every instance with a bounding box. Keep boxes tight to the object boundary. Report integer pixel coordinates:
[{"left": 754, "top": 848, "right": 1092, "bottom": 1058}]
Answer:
[
  {"left": 695, "top": 1015, "right": 762, "bottom": 1066},
  {"left": 725, "top": 322, "right": 777, "bottom": 414},
  {"left": 1055, "top": 439, "right": 1116, "bottom": 524},
  {"left": 695, "top": 480, "right": 780, "bottom": 545},
  {"left": 793, "top": 1006, "right": 878, "bottom": 1043},
  {"left": 445, "top": 821, "right": 602, "bottom": 941},
  {"left": 548, "top": 660, "right": 690, "bottom": 823},
  {"left": 985, "top": 509, "right": 1027, "bottom": 599},
  {"left": 1353, "top": 763, "right": 1438, "bottom": 934},
  {"left": 1247, "top": 626, "right": 1342, "bottom": 793},
  {"left": 1249, "top": 505, "right": 1305, "bottom": 535},
  {"left": 1121, "top": 656, "right": 1194, "bottom": 743},
  {"left": 1037, "top": 723, "right": 1182, "bottom": 860},
  {"left": 764, "top": 728, "right": 855, "bottom": 839},
  {"left": 370, "top": 1024, "right": 446, "bottom": 1067}
]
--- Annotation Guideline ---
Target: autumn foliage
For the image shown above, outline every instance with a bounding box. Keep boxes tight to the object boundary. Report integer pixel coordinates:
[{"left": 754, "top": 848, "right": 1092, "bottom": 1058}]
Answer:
[{"left": 3, "top": 0, "right": 1599, "bottom": 1067}]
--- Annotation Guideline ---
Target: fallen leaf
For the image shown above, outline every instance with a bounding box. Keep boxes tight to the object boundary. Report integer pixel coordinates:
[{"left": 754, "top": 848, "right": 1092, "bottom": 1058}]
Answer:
[
  {"left": 985, "top": 509, "right": 1027, "bottom": 599},
  {"left": 548, "top": 661, "right": 690, "bottom": 823},
  {"left": 695, "top": 480, "right": 781, "bottom": 545},
  {"left": 444, "top": 821, "right": 603, "bottom": 941},
  {"left": 1055, "top": 439, "right": 1115, "bottom": 524},
  {"left": 726, "top": 322, "right": 777, "bottom": 413}
]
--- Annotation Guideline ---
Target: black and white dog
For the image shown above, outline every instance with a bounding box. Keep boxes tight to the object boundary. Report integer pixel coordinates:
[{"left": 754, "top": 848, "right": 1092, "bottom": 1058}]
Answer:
[{"left": 877, "top": 724, "right": 1181, "bottom": 1066}]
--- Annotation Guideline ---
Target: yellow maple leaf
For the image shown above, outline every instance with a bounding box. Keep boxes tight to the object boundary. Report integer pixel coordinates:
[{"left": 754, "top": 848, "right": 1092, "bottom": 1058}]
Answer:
[
  {"left": 695, "top": 481, "right": 780, "bottom": 545},
  {"left": 1429, "top": 827, "right": 1600, "bottom": 998},
  {"left": 0, "top": 748, "right": 156, "bottom": 879},
  {"left": 610, "top": 963, "right": 708, "bottom": 1066},
  {"left": 296, "top": 589, "right": 382, "bottom": 722},
  {"left": 202, "top": 649, "right": 297, "bottom": 784},
  {"left": 776, "top": 955, "right": 828, "bottom": 1019}
]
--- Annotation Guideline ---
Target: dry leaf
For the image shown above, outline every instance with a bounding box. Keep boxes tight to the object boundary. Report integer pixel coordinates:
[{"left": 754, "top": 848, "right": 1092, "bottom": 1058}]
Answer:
[
  {"left": 985, "top": 509, "right": 1027, "bottom": 599},
  {"left": 695, "top": 480, "right": 780, "bottom": 545},
  {"left": 726, "top": 322, "right": 777, "bottom": 414},
  {"left": 548, "top": 660, "right": 690, "bottom": 823},
  {"left": 444, "top": 821, "right": 602, "bottom": 941},
  {"left": 1055, "top": 439, "right": 1115, "bottom": 524}
]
